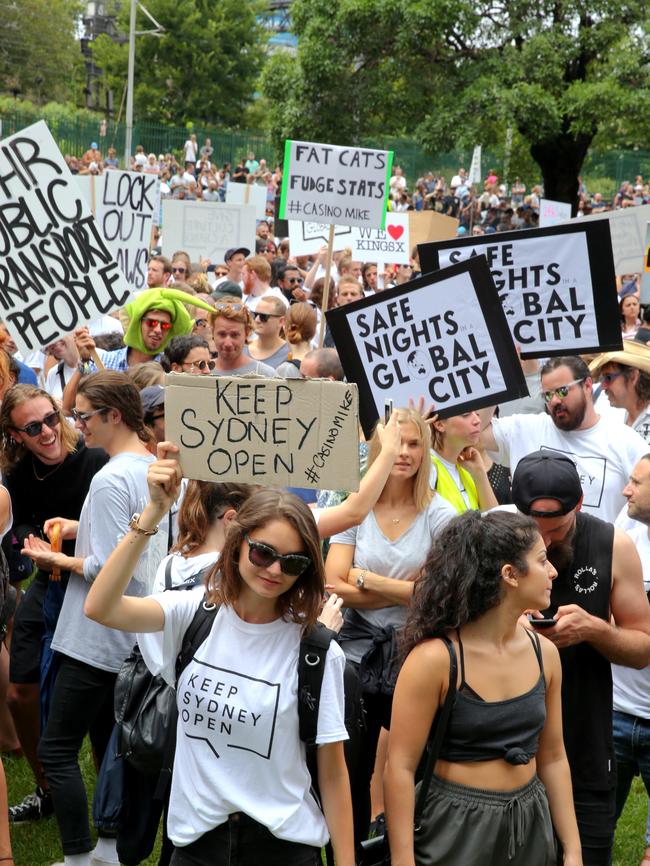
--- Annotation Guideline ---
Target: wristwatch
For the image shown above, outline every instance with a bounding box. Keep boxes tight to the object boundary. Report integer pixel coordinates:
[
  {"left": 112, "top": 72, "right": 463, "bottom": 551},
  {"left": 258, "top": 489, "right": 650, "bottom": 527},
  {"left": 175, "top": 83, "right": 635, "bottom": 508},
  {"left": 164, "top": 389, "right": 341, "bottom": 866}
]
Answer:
[
  {"left": 356, "top": 570, "right": 367, "bottom": 589},
  {"left": 128, "top": 513, "right": 159, "bottom": 536}
]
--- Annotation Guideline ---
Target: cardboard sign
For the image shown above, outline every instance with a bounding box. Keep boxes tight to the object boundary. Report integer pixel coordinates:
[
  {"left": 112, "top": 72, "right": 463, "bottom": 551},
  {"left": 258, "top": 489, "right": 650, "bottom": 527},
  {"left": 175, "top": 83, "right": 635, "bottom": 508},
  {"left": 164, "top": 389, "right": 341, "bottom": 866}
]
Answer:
[
  {"left": 540, "top": 198, "right": 572, "bottom": 227},
  {"left": 351, "top": 212, "right": 410, "bottom": 264},
  {"left": 279, "top": 140, "right": 393, "bottom": 230},
  {"left": 76, "top": 170, "right": 159, "bottom": 291},
  {"left": 0, "top": 120, "right": 131, "bottom": 355},
  {"left": 409, "top": 212, "right": 458, "bottom": 250},
  {"left": 165, "top": 373, "right": 360, "bottom": 490},
  {"left": 161, "top": 200, "right": 256, "bottom": 265},
  {"left": 326, "top": 257, "right": 528, "bottom": 437},
  {"left": 419, "top": 222, "right": 621, "bottom": 359},
  {"left": 565, "top": 204, "right": 650, "bottom": 275},
  {"left": 225, "top": 182, "right": 268, "bottom": 221}
]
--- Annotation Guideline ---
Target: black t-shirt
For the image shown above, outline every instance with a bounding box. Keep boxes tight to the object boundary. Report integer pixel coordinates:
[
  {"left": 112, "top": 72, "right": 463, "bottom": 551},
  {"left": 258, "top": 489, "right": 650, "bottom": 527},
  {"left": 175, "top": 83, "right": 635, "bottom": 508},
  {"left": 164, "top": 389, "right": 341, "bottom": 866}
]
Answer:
[{"left": 4, "top": 439, "right": 108, "bottom": 556}]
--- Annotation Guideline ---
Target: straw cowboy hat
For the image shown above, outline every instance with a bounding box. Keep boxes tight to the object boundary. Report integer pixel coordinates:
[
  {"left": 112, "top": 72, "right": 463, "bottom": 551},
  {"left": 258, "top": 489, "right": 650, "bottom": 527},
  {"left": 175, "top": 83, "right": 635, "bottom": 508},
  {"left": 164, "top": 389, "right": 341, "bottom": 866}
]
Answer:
[{"left": 589, "top": 340, "right": 650, "bottom": 377}]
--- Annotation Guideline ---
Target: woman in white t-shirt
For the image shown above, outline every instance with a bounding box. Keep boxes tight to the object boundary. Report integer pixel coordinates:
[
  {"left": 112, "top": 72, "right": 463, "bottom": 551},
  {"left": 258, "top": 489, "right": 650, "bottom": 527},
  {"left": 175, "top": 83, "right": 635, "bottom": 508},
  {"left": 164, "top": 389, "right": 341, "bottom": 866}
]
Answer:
[
  {"left": 324, "top": 408, "right": 455, "bottom": 844},
  {"left": 431, "top": 411, "right": 498, "bottom": 513},
  {"left": 85, "top": 448, "right": 355, "bottom": 866}
]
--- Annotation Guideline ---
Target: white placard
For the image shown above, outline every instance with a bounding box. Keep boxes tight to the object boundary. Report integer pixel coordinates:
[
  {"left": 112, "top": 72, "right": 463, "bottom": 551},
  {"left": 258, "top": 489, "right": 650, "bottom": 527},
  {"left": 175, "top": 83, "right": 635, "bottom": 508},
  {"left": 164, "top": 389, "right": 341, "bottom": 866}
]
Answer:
[
  {"left": 351, "top": 212, "right": 410, "bottom": 264},
  {"left": 540, "top": 198, "right": 572, "bottom": 227},
  {"left": 0, "top": 120, "right": 130, "bottom": 355},
  {"left": 161, "top": 200, "right": 256, "bottom": 265},
  {"left": 565, "top": 204, "right": 650, "bottom": 275},
  {"left": 76, "top": 170, "right": 159, "bottom": 290},
  {"left": 468, "top": 146, "right": 482, "bottom": 186},
  {"left": 288, "top": 212, "right": 409, "bottom": 264},
  {"left": 279, "top": 140, "right": 393, "bottom": 230},
  {"left": 225, "top": 182, "right": 267, "bottom": 221},
  {"left": 288, "top": 221, "right": 354, "bottom": 256}
]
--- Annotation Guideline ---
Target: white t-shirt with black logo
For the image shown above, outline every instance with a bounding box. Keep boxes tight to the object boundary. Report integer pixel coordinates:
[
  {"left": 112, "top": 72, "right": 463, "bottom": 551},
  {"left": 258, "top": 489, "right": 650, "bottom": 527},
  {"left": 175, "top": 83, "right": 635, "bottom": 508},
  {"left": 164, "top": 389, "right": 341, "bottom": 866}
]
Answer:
[
  {"left": 491, "top": 412, "right": 648, "bottom": 523},
  {"left": 138, "top": 593, "right": 347, "bottom": 848}
]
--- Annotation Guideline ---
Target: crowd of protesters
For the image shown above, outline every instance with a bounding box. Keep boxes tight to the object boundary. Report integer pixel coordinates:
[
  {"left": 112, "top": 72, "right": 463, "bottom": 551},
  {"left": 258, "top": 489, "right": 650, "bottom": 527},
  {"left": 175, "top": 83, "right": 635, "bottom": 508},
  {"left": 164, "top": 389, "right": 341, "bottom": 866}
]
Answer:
[{"left": 0, "top": 145, "right": 649, "bottom": 866}]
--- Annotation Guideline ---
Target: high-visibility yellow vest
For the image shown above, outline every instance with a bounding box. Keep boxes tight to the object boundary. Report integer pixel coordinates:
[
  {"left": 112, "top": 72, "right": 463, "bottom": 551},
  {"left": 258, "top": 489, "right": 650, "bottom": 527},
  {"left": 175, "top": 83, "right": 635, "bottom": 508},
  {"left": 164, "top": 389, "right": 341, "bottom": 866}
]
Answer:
[{"left": 431, "top": 455, "right": 480, "bottom": 513}]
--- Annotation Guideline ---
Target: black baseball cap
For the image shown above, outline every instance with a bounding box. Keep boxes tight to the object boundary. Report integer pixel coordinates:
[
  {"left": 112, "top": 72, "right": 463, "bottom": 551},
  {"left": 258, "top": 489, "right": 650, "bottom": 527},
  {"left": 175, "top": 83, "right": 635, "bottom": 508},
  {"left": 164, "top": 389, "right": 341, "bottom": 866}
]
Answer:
[
  {"left": 140, "top": 385, "right": 165, "bottom": 416},
  {"left": 511, "top": 452, "right": 583, "bottom": 517},
  {"left": 224, "top": 247, "right": 250, "bottom": 262}
]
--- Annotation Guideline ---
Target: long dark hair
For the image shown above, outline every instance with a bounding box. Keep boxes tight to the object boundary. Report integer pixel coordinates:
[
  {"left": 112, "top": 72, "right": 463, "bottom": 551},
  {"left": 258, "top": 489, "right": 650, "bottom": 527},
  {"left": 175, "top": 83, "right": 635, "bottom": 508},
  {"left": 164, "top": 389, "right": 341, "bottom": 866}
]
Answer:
[
  {"left": 206, "top": 488, "right": 324, "bottom": 630},
  {"left": 401, "top": 511, "right": 539, "bottom": 657}
]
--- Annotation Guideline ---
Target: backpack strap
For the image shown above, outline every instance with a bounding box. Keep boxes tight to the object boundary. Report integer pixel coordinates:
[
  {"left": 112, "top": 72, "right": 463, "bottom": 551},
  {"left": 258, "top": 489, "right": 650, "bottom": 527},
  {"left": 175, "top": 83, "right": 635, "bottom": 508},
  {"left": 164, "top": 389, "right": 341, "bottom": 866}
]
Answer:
[
  {"left": 164, "top": 558, "right": 174, "bottom": 591},
  {"left": 175, "top": 595, "right": 219, "bottom": 683},
  {"left": 298, "top": 622, "right": 337, "bottom": 746}
]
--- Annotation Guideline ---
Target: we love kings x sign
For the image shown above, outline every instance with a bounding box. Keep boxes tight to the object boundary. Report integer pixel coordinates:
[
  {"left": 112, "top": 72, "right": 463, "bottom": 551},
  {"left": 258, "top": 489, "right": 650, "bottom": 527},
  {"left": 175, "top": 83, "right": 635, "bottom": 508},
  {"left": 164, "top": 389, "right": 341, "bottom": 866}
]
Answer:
[{"left": 351, "top": 212, "right": 410, "bottom": 264}]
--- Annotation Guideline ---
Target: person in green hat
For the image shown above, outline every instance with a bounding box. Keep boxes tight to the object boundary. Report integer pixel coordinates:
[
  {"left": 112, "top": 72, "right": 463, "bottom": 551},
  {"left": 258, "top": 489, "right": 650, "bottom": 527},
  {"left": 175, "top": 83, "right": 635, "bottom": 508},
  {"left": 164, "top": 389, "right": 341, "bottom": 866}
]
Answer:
[{"left": 62, "top": 289, "right": 215, "bottom": 415}]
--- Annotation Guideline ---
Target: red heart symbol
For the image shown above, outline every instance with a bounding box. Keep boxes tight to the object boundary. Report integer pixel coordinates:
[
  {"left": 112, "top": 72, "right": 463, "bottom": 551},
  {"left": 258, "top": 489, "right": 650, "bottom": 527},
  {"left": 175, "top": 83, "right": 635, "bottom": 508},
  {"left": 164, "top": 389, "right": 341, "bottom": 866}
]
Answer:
[{"left": 387, "top": 224, "right": 404, "bottom": 240}]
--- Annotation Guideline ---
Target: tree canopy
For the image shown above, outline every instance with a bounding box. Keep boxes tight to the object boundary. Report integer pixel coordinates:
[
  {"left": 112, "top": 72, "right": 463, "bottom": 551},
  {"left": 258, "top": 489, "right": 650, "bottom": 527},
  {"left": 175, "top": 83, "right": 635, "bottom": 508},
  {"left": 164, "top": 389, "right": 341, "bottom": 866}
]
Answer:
[
  {"left": 262, "top": 0, "right": 650, "bottom": 206},
  {"left": 92, "top": 0, "right": 267, "bottom": 127},
  {"left": 0, "top": 0, "right": 83, "bottom": 104}
]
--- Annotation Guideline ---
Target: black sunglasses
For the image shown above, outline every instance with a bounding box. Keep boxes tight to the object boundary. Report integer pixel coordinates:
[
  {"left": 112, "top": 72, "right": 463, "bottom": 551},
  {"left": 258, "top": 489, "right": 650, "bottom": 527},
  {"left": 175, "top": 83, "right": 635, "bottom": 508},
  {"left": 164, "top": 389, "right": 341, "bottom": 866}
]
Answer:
[
  {"left": 245, "top": 536, "right": 311, "bottom": 577},
  {"left": 254, "top": 312, "right": 282, "bottom": 323},
  {"left": 182, "top": 359, "right": 216, "bottom": 371},
  {"left": 12, "top": 411, "right": 60, "bottom": 438},
  {"left": 286, "top": 277, "right": 303, "bottom": 284}
]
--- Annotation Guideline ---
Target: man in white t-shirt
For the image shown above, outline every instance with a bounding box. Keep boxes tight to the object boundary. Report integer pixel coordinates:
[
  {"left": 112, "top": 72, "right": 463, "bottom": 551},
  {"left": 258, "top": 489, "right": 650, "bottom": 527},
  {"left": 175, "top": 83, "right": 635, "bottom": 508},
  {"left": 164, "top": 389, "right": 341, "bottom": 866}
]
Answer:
[
  {"left": 481, "top": 355, "right": 648, "bottom": 523},
  {"left": 589, "top": 341, "right": 650, "bottom": 444},
  {"left": 242, "top": 255, "right": 288, "bottom": 313},
  {"left": 44, "top": 336, "right": 79, "bottom": 400},
  {"left": 612, "top": 455, "right": 650, "bottom": 866}
]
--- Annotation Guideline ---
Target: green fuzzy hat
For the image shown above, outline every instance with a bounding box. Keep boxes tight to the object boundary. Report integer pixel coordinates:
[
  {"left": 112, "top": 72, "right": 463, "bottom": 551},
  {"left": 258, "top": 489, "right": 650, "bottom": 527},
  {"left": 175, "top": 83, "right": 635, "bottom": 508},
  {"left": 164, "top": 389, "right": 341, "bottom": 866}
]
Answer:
[{"left": 123, "top": 288, "right": 215, "bottom": 354}]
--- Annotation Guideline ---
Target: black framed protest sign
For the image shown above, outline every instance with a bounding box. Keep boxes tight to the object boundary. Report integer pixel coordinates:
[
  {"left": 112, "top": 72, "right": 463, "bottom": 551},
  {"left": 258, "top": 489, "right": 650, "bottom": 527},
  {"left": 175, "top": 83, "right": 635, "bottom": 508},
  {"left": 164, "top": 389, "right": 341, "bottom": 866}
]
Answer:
[
  {"left": 418, "top": 221, "right": 621, "bottom": 359},
  {"left": 326, "top": 256, "right": 528, "bottom": 437},
  {"left": 0, "top": 120, "right": 131, "bottom": 356}
]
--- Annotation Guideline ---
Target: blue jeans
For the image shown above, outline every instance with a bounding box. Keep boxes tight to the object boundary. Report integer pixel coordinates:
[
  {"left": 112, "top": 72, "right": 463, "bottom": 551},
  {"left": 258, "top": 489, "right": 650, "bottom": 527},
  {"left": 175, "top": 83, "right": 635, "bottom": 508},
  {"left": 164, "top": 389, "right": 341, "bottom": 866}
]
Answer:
[{"left": 613, "top": 710, "right": 650, "bottom": 844}]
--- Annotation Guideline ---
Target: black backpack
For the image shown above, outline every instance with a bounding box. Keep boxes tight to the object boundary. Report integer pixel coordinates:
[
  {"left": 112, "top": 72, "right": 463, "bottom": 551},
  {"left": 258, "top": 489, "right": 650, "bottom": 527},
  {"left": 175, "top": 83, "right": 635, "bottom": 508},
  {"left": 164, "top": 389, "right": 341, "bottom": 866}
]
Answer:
[{"left": 114, "top": 589, "right": 340, "bottom": 794}]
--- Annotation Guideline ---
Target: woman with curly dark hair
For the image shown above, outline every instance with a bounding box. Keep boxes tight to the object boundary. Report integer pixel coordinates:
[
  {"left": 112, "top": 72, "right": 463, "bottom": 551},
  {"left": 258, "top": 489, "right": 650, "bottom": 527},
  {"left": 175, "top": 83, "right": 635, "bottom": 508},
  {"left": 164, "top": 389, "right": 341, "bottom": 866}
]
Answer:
[{"left": 384, "top": 510, "right": 582, "bottom": 866}]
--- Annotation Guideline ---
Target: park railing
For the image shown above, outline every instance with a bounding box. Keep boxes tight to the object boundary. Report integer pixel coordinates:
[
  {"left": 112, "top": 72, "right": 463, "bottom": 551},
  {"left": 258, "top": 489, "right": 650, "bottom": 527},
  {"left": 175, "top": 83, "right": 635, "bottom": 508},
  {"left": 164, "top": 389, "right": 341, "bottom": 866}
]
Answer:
[{"left": 0, "top": 103, "right": 648, "bottom": 198}]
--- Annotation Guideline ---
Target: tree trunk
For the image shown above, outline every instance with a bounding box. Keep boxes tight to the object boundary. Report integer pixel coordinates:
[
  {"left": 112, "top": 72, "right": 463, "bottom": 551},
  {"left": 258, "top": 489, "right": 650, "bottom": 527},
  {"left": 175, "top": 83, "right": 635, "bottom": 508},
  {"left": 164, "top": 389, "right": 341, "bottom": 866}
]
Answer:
[{"left": 529, "top": 131, "right": 593, "bottom": 216}]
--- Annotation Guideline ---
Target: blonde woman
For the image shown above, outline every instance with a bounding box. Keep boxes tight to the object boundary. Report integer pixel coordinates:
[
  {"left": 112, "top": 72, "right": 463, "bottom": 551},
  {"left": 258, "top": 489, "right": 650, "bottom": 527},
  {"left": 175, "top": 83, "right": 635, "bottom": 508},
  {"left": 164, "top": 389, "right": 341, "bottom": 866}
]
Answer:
[{"left": 325, "top": 408, "right": 455, "bottom": 843}]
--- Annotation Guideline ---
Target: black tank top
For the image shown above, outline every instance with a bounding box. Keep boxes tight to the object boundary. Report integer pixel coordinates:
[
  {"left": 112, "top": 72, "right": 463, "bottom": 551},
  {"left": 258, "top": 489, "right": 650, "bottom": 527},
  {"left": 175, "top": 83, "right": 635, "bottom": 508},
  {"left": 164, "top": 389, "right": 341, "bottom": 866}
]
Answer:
[
  {"left": 543, "top": 512, "right": 614, "bottom": 791},
  {"left": 438, "top": 628, "right": 546, "bottom": 765}
]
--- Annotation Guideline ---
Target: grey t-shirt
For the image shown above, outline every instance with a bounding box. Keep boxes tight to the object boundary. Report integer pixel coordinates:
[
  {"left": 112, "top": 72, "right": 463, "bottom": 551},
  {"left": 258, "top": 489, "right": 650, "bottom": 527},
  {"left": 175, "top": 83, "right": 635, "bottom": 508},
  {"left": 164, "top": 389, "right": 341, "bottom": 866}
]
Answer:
[
  {"left": 214, "top": 358, "right": 278, "bottom": 378},
  {"left": 330, "top": 495, "right": 455, "bottom": 662},
  {"left": 51, "top": 452, "right": 169, "bottom": 673}
]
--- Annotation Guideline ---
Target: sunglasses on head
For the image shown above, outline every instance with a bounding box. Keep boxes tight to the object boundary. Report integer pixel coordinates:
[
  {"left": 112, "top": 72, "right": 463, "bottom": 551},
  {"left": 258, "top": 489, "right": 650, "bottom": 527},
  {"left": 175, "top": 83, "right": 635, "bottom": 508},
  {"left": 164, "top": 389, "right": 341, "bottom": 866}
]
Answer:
[
  {"left": 245, "top": 536, "right": 311, "bottom": 577},
  {"left": 214, "top": 303, "right": 243, "bottom": 313},
  {"left": 12, "top": 411, "right": 60, "bottom": 438},
  {"left": 142, "top": 317, "right": 173, "bottom": 332},
  {"left": 254, "top": 312, "right": 282, "bottom": 323}
]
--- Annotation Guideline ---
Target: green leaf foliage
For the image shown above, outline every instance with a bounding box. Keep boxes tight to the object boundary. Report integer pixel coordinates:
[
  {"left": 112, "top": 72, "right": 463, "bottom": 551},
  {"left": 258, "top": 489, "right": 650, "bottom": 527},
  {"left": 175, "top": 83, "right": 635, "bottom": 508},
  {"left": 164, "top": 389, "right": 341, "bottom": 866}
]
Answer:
[
  {"left": 264, "top": 0, "right": 650, "bottom": 203},
  {"left": 92, "top": 0, "right": 267, "bottom": 127}
]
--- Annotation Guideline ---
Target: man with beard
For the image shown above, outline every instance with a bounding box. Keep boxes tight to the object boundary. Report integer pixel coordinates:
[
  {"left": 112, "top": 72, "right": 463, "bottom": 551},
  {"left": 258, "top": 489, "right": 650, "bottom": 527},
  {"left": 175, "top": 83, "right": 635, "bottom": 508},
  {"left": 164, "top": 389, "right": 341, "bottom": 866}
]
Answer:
[
  {"left": 481, "top": 355, "right": 648, "bottom": 522},
  {"left": 511, "top": 451, "right": 650, "bottom": 866}
]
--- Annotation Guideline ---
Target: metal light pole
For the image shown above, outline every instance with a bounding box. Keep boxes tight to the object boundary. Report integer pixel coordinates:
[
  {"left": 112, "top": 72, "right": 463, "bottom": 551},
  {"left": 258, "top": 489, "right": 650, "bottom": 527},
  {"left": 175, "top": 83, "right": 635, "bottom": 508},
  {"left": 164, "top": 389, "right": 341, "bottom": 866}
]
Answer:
[{"left": 124, "top": 0, "right": 137, "bottom": 168}]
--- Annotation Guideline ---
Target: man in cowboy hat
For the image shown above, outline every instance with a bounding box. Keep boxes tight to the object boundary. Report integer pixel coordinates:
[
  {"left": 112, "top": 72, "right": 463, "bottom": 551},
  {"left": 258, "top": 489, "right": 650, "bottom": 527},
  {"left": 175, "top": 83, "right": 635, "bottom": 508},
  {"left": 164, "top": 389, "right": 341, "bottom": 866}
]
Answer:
[{"left": 590, "top": 341, "right": 650, "bottom": 443}]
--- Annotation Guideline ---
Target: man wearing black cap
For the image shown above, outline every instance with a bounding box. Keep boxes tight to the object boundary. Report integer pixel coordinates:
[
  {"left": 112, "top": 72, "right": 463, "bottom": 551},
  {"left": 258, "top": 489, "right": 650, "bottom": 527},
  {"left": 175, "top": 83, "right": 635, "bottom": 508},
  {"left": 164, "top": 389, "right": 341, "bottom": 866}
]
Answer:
[
  {"left": 512, "top": 451, "right": 650, "bottom": 866},
  {"left": 224, "top": 247, "right": 250, "bottom": 286}
]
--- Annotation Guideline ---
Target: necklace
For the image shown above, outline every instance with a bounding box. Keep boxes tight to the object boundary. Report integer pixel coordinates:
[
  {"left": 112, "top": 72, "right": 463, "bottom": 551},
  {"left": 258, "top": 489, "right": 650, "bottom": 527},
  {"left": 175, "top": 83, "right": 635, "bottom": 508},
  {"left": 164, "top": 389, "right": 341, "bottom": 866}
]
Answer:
[
  {"left": 391, "top": 517, "right": 401, "bottom": 525},
  {"left": 32, "top": 457, "right": 62, "bottom": 482}
]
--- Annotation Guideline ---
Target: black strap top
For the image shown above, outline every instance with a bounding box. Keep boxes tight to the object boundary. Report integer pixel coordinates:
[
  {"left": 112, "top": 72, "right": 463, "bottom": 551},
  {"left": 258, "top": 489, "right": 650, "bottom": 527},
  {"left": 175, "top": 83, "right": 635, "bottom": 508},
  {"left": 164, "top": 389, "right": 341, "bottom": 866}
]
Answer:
[{"left": 438, "top": 628, "right": 546, "bottom": 766}]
